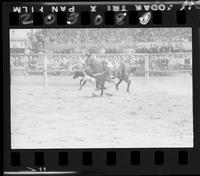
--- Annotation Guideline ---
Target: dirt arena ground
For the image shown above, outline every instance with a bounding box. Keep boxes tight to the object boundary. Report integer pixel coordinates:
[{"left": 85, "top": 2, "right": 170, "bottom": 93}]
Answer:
[{"left": 11, "top": 75, "right": 193, "bottom": 148}]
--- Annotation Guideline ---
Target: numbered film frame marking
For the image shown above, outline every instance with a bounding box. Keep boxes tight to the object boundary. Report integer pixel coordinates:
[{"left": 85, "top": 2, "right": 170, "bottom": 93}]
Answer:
[{"left": 3, "top": 1, "right": 200, "bottom": 175}]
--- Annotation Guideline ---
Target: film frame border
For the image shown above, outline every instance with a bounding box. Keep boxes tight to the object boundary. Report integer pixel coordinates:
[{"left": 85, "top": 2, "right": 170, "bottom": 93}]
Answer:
[
  {"left": 2, "top": 0, "right": 200, "bottom": 175},
  {"left": 6, "top": 1, "right": 200, "bottom": 27}
]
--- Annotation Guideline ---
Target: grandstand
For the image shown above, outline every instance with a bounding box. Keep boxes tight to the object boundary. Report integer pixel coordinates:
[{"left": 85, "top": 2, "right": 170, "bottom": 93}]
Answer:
[
  {"left": 10, "top": 28, "right": 192, "bottom": 86},
  {"left": 26, "top": 28, "right": 192, "bottom": 53}
]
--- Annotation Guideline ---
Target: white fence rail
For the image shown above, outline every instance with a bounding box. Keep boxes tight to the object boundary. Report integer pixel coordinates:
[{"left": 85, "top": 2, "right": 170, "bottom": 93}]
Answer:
[{"left": 10, "top": 53, "right": 192, "bottom": 86}]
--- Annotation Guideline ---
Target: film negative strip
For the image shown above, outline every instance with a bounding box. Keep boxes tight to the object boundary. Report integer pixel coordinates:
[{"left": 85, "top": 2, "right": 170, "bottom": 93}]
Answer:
[{"left": 2, "top": 0, "right": 200, "bottom": 175}]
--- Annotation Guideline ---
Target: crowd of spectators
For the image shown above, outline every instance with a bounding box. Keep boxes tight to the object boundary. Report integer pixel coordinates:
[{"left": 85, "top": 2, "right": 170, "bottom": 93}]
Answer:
[{"left": 27, "top": 28, "right": 192, "bottom": 54}]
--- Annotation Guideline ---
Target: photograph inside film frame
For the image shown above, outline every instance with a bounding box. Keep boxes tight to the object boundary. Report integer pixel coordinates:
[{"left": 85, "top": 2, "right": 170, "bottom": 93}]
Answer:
[{"left": 10, "top": 28, "right": 193, "bottom": 149}]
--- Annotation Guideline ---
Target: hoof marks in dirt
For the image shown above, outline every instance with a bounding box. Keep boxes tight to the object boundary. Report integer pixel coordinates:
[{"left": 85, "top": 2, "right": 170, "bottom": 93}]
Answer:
[
  {"left": 131, "top": 111, "right": 137, "bottom": 116},
  {"left": 85, "top": 92, "right": 114, "bottom": 98},
  {"left": 92, "top": 93, "right": 100, "bottom": 97},
  {"left": 150, "top": 115, "right": 161, "bottom": 120},
  {"left": 138, "top": 106, "right": 143, "bottom": 110},
  {"left": 105, "top": 93, "right": 113, "bottom": 96},
  {"left": 85, "top": 93, "right": 101, "bottom": 98}
]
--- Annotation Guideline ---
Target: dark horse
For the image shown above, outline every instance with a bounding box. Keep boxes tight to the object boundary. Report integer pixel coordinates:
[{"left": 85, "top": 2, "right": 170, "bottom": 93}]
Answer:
[
  {"left": 113, "top": 62, "right": 137, "bottom": 92},
  {"left": 92, "top": 69, "right": 110, "bottom": 95},
  {"left": 85, "top": 56, "right": 137, "bottom": 93},
  {"left": 85, "top": 56, "right": 111, "bottom": 90}
]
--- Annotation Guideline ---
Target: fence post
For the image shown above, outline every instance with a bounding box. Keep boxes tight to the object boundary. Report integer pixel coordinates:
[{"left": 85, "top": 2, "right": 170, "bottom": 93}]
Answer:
[
  {"left": 145, "top": 55, "right": 150, "bottom": 82},
  {"left": 44, "top": 54, "right": 48, "bottom": 88}
]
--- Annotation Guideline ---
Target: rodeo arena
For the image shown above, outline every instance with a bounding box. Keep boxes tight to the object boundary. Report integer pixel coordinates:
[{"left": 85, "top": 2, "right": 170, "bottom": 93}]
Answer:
[{"left": 10, "top": 28, "right": 193, "bottom": 148}]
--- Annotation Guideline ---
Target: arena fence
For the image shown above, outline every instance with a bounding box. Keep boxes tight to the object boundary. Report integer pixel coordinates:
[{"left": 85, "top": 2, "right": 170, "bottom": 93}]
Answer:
[{"left": 10, "top": 53, "right": 192, "bottom": 87}]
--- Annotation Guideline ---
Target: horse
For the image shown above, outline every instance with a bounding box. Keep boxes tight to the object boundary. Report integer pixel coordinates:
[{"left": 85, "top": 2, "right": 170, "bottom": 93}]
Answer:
[
  {"left": 113, "top": 62, "right": 137, "bottom": 93},
  {"left": 92, "top": 68, "right": 111, "bottom": 95},
  {"left": 73, "top": 69, "right": 110, "bottom": 95},
  {"left": 85, "top": 56, "right": 106, "bottom": 74},
  {"left": 85, "top": 56, "right": 113, "bottom": 89}
]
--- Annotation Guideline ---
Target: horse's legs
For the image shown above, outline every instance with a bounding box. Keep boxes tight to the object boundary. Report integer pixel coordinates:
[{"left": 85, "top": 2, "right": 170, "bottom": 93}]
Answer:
[
  {"left": 95, "top": 80, "right": 106, "bottom": 90},
  {"left": 100, "top": 81, "right": 105, "bottom": 96},
  {"left": 125, "top": 79, "right": 131, "bottom": 92},
  {"left": 79, "top": 80, "right": 87, "bottom": 90},
  {"left": 96, "top": 81, "right": 100, "bottom": 90},
  {"left": 80, "top": 79, "right": 83, "bottom": 86},
  {"left": 115, "top": 79, "right": 122, "bottom": 90}
]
